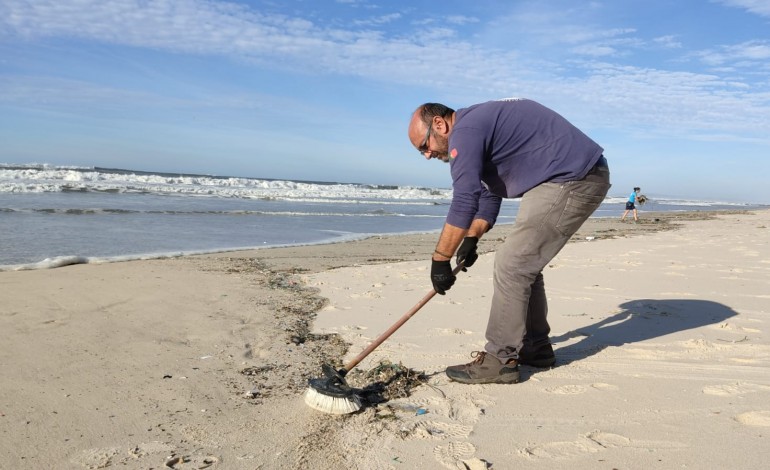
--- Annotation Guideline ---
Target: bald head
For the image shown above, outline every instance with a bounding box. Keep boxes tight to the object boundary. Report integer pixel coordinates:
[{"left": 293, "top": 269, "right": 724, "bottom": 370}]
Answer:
[{"left": 408, "top": 107, "right": 428, "bottom": 148}]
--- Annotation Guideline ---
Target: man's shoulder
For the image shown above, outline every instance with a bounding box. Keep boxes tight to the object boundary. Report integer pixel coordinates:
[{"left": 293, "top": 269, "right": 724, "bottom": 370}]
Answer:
[
  {"left": 457, "top": 99, "right": 524, "bottom": 127},
  {"left": 462, "top": 98, "right": 531, "bottom": 112}
]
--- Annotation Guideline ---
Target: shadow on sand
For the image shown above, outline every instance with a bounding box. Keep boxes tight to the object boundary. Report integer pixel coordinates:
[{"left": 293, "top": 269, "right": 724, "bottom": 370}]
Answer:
[{"left": 548, "top": 298, "right": 739, "bottom": 366}]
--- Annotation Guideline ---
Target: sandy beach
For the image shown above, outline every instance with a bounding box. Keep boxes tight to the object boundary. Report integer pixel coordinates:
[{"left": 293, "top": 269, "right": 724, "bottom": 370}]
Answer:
[{"left": 2, "top": 210, "right": 769, "bottom": 469}]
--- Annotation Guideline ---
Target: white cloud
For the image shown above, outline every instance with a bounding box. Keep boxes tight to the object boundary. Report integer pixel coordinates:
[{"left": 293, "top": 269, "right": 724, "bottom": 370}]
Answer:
[
  {"left": 653, "top": 35, "right": 682, "bottom": 49},
  {"left": 513, "top": 61, "right": 770, "bottom": 142},
  {"left": 571, "top": 44, "right": 618, "bottom": 57},
  {"left": 716, "top": 0, "right": 770, "bottom": 17},
  {"left": 696, "top": 40, "right": 770, "bottom": 66},
  {"left": 735, "top": 40, "right": 770, "bottom": 59},
  {"left": 1, "top": 0, "right": 769, "bottom": 144}
]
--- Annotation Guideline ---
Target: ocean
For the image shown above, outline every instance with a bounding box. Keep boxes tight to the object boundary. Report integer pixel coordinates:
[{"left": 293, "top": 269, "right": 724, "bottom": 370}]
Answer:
[{"left": 1, "top": 163, "right": 763, "bottom": 271}]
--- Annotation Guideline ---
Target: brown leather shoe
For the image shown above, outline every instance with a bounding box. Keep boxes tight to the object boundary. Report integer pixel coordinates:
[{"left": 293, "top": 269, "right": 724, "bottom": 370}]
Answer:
[{"left": 445, "top": 351, "right": 520, "bottom": 384}]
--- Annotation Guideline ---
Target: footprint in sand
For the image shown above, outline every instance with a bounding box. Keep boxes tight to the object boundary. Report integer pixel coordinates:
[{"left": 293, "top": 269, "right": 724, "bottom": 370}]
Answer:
[
  {"left": 389, "top": 389, "right": 490, "bottom": 467},
  {"left": 448, "top": 398, "right": 489, "bottom": 423},
  {"left": 433, "top": 441, "right": 476, "bottom": 469},
  {"left": 520, "top": 430, "right": 632, "bottom": 460},
  {"left": 734, "top": 411, "right": 770, "bottom": 427},
  {"left": 406, "top": 393, "right": 493, "bottom": 425}
]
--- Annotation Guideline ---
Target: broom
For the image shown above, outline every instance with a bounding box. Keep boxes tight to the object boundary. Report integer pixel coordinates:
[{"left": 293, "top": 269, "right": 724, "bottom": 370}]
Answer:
[{"left": 304, "top": 264, "right": 465, "bottom": 414}]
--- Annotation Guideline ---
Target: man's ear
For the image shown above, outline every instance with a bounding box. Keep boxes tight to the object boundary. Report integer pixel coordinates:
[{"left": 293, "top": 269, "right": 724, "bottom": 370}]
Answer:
[{"left": 433, "top": 116, "right": 447, "bottom": 134}]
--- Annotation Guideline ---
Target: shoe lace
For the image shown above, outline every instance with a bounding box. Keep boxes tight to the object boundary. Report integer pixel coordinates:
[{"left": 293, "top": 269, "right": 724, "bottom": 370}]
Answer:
[{"left": 469, "top": 351, "right": 486, "bottom": 365}]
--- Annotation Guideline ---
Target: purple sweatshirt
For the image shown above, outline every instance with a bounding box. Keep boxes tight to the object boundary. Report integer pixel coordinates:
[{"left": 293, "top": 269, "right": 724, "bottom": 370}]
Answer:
[{"left": 446, "top": 98, "right": 604, "bottom": 229}]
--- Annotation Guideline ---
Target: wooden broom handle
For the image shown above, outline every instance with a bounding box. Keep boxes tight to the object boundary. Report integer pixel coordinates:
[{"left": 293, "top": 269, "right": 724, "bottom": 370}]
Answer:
[{"left": 343, "top": 264, "right": 465, "bottom": 372}]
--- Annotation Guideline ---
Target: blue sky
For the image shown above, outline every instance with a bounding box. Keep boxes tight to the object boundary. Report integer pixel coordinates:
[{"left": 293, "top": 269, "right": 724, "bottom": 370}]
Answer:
[{"left": 1, "top": 0, "right": 769, "bottom": 203}]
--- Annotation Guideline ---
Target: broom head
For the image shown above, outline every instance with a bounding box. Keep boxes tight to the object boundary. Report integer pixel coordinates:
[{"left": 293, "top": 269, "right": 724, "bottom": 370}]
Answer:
[{"left": 304, "top": 364, "right": 362, "bottom": 415}]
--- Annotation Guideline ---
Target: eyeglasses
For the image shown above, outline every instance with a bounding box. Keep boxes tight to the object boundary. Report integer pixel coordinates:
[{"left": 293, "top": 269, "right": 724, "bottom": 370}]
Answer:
[{"left": 416, "top": 124, "right": 432, "bottom": 155}]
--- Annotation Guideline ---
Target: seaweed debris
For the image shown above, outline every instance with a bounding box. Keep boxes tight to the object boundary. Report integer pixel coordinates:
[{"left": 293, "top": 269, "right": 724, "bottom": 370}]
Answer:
[{"left": 346, "top": 360, "right": 428, "bottom": 406}]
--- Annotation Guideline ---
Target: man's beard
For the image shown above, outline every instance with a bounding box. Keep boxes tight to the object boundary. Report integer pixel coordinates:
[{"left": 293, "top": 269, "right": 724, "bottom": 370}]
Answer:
[{"left": 433, "top": 133, "right": 450, "bottom": 162}]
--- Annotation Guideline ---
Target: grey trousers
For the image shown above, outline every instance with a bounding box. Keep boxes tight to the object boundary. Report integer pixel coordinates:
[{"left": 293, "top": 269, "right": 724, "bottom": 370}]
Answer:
[{"left": 484, "top": 161, "right": 611, "bottom": 360}]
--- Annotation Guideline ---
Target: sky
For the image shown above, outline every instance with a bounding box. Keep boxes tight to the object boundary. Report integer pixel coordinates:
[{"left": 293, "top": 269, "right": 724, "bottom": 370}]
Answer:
[{"left": 1, "top": 0, "right": 769, "bottom": 203}]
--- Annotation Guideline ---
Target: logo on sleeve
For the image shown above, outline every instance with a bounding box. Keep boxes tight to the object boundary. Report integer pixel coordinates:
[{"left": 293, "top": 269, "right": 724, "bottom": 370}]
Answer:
[{"left": 450, "top": 148, "right": 458, "bottom": 160}]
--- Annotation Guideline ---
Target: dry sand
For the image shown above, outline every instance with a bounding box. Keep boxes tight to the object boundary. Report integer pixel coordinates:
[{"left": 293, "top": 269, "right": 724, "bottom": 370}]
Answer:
[{"left": 1, "top": 210, "right": 769, "bottom": 469}]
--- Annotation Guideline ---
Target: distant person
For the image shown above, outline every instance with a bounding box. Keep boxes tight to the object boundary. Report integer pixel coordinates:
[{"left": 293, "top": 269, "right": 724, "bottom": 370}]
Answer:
[
  {"left": 407, "top": 98, "right": 611, "bottom": 385},
  {"left": 621, "top": 187, "right": 641, "bottom": 222}
]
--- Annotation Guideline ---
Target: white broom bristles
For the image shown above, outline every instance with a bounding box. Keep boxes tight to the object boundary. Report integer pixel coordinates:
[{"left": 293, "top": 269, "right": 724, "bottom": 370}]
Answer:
[{"left": 304, "top": 387, "right": 362, "bottom": 415}]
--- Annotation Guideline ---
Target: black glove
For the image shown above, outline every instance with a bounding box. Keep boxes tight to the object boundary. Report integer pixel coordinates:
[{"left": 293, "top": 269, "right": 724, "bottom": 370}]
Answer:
[
  {"left": 431, "top": 259, "right": 455, "bottom": 295},
  {"left": 456, "top": 237, "right": 479, "bottom": 271}
]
